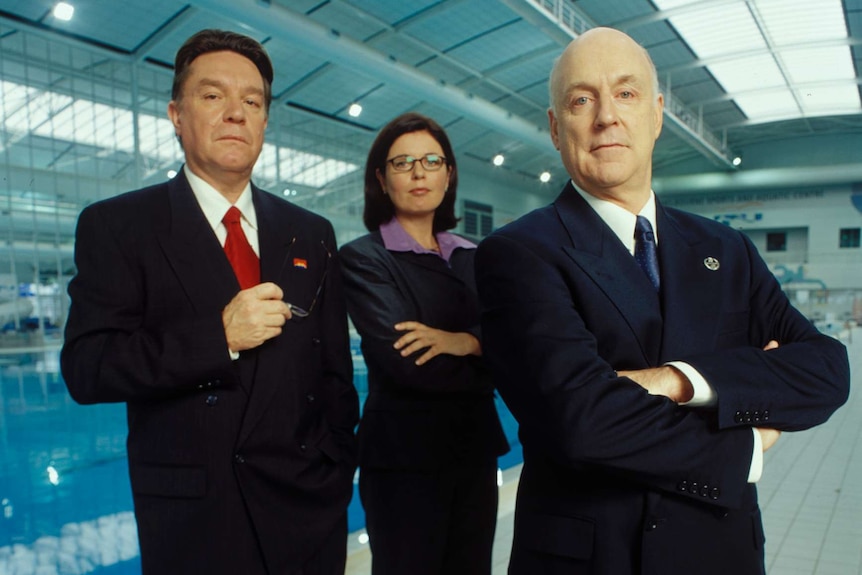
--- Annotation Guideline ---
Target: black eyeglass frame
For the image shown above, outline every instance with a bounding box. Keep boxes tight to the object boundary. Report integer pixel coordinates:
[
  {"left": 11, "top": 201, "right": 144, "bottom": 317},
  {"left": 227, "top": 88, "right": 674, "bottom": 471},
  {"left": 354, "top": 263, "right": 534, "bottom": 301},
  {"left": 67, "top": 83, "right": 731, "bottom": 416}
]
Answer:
[
  {"left": 385, "top": 153, "right": 448, "bottom": 173},
  {"left": 284, "top": 240, "right": 331, "bottom": 320}
]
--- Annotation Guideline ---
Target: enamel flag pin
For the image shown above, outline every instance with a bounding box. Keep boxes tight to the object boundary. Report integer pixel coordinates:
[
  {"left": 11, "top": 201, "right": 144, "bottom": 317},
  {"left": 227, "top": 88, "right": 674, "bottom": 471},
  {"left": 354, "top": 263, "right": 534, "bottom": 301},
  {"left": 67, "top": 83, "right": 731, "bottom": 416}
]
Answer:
[{"left": 293, "top": 258, "right": 308, "bottom": 269}]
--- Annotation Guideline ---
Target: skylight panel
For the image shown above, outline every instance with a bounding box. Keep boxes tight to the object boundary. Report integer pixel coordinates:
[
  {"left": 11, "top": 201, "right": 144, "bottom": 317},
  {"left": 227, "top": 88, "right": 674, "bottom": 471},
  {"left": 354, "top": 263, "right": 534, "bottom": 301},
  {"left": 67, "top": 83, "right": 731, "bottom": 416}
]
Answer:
[
  {"left": 733, "top": 90, "right": 799, "bottom": 121},
  {"left": 754, "top": 0, "right": 848, "bottom": 46},
  {"left": 707, "top": 54, "right": 784, "bottom": 93},
  {"left": 659, "top": 2, "right": 765, "bottom": 59},
  {"left": 653, "top": 0, "right": 859, "bottom": 124},
  {"left": 780, "top": 46, "right": 857, "bottom": 84},
  {"left": 796, "top": 85, "right": 861, "bottom": 116}
]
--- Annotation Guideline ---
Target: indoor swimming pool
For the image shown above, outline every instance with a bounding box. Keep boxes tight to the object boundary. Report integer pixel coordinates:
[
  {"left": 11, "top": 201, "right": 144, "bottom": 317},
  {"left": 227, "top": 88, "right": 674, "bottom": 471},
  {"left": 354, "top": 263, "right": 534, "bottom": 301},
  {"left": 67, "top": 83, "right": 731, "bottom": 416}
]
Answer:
[{"left": 0, "top": 346, "right": 521, "bottom": 575}]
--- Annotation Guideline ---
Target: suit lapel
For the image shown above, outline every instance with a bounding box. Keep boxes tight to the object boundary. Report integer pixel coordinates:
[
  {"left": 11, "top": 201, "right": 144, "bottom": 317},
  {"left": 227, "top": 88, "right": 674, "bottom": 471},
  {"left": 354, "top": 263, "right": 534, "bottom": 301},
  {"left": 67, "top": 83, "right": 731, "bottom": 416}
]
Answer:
[
  {"left": 156, "top": 171, "right": 238, "bottom": 314},
  {"left": 235, "top": 188, "right": 301, "bottom": 448},
  {"left": 555, "top": 183, "right": 662, "bottom": 364},
  {"left": 255, "top": 186, "right": 299, "bottom": 285},
  {"left": 656, "top": 204, "right": 725, "bottom": 362}
]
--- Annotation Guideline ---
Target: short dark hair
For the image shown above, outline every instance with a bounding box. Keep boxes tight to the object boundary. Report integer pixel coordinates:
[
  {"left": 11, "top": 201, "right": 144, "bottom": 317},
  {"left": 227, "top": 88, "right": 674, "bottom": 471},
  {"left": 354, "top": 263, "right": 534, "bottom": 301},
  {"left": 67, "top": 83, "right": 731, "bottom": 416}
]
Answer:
[
  {"left": 363, "top": 112, "right": 459, "bottom": 233},
  {"left": 172, "top": 29, "right": 274, "bottom": 113}
]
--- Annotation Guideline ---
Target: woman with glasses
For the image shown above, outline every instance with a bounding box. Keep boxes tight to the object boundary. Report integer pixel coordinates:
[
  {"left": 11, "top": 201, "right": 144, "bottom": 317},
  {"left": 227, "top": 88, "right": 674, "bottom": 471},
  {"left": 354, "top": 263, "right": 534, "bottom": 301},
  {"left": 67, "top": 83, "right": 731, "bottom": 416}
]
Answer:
[{"left": 340, "top": 112, "right": 509, "bottom": 575}]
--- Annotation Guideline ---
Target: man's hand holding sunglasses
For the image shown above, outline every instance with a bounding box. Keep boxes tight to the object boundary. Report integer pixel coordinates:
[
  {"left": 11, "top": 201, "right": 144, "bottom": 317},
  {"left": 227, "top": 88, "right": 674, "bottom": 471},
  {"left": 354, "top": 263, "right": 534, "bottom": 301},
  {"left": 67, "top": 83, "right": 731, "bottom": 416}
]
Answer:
[{"left": 222, "top": 282, "right": 294, "bottom": 353}]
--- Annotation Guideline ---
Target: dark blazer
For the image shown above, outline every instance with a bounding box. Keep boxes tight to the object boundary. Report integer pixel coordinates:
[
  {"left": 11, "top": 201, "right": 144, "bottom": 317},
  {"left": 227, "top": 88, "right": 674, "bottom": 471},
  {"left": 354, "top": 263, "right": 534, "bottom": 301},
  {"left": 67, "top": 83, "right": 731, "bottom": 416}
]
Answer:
[
  {"left": 475, "top": 183, "right": 849, "bottom": 575},
  {"left": 61, "top": 171, "right": 359, "bottom": 575},
  {"left": 340, "top": 232, "right": 508, "bottom": 471}
]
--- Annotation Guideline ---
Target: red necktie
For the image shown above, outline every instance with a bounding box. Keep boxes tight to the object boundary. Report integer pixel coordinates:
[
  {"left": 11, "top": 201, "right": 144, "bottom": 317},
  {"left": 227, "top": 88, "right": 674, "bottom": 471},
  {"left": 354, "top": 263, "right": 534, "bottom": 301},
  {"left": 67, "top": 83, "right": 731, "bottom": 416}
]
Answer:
[{"left": 222, "top": 206, "right": 260, "bottom": 289}]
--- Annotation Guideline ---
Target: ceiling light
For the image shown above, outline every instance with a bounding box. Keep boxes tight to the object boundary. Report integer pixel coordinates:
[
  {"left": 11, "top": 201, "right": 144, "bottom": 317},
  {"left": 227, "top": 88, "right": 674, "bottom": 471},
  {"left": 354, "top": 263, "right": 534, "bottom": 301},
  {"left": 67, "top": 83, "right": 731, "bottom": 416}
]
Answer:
[
  {"left": 47, "top": 465, "right": 60, "bottom": 485},
  {"left": 492, "top": 154, "right": 505, "bottom": 167},
  {"left": 347, "top": 103, "right": 362, "bottom": 118},
  {"left": 53, "top": 2, "right": 75, "bottom": 21},
  {"left": 539, "top": 171, "right": 551, "bottom": 183},
  {"left": 732, "top": 157, "right": 742, "bottom": 167}
]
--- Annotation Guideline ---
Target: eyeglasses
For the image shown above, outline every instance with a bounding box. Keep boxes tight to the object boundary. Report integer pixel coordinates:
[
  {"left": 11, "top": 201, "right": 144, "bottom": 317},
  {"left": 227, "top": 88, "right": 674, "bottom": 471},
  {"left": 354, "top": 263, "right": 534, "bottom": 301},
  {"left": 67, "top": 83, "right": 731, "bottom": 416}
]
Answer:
[
  {"left": 386, "top": 154, "right": 447, "bottom": 172},
  {"left": 283, "top": 240, "right": 331, "bottom": 320}
]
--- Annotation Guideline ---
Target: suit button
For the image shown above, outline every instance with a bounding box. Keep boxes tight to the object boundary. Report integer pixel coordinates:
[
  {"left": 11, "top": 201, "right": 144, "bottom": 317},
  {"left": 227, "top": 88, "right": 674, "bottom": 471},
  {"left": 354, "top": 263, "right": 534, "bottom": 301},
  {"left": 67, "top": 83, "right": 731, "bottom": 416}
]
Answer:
[
  {"left": 197, "top": 383, "right": 204, "bottom": 390},
  {"left": 744, "top": 411, "right": 752, "bottom": 423},
  {"left": 212, "top": 379, "right": 222, "bottom": 387},
  {"left": 311, "top": 338, "right": 321, "bottom": 346},
  {"left": 753, "top": 411, "right": 761, "bottom": 423},
  {"left": 205, "top": 394, "right": 218, "bottom": 407},
  {"left": 234, "top": 454, "right": 245, "bottom": 464},
  {"left": 645, "top": 520, "right": 658, "bottom": 531},
  {"left": 300, "top": 444, "right": 307, "bottom": 452},
  {"left": 734, "top": 411, "right": 743, "bottom": 424},
  {"left": 699, "top": 484, "right": 709, "bottom": 497},
  {"left": 689, "top": 481, "right": 698, "bottom": 495},
  {"left": 677, "top": 480, "right": 688, "bottom": 492},
  {"left": 710, "top": 487, "right": 721, "bottom": 500},
  {"left": 307, "top": 394, "right": 315, "bottom": 403},
  {"left": 762, "top": 410, "right": 770, "bottom": 422}
]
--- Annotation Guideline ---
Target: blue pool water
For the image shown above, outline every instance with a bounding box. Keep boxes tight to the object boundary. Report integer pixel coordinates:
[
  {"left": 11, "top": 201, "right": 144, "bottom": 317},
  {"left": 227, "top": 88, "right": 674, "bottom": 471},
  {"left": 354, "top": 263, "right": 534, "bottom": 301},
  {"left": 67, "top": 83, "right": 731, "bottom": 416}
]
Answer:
[{"left": 0, "top": 349, "right": 522, "bottom": 575}]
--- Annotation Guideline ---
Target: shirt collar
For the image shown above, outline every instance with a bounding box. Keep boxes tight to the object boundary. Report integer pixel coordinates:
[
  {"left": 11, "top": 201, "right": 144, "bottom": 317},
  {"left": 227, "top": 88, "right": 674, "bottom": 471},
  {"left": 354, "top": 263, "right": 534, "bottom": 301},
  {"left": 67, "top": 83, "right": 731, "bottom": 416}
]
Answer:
[
  {"left": 379, "top": 218, "right": 475, "bottom": 263},
  {"left": 184, "top": 165, "right": 257, "bottom": 231},
  {"left": 571, "top": 180, "right": 657, "bottom": 255}
]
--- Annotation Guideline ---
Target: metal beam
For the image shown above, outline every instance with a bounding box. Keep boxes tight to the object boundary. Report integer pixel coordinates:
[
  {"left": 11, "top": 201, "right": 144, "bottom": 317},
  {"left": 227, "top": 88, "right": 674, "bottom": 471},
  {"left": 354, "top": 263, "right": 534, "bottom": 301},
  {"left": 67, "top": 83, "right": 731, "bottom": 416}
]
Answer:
[
  {"left": 654, "top": 163, "right": 862, "bottom": 194},
  {"left": 189, "top": 0, "right": 556, "bottom": 154}
]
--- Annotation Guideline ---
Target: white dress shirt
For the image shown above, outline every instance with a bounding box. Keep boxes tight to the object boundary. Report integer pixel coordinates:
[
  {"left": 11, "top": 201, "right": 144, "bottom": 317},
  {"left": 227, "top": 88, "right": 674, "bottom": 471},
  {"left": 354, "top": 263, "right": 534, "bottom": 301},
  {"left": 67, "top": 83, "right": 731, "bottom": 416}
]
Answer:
[{"left": 185, "top": 165, "right": 259, "bottom": 255}]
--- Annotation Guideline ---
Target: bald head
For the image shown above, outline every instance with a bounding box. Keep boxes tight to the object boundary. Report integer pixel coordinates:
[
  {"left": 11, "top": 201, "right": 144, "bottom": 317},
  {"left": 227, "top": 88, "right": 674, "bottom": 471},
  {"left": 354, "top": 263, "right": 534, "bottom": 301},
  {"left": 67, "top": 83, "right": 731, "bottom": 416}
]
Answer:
[
  {"left": 549, "top": 27, "right": 660, "bottom": 113},
  {"left": 545, "top": 26, "right": 665, "bottom": 210}
]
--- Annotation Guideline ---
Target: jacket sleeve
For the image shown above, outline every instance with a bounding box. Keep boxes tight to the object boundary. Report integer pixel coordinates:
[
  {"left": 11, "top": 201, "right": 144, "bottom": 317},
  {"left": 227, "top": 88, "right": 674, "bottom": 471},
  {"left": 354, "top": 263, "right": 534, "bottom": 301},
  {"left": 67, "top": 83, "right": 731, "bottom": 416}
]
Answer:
[
  {"left": 683, "top": 233, "right": 849, "bottom": 432},
  {"left": 339, "top": 240, "right": 485, "bottom": 394},
  {"left": 317, "top": 226, "right": 360, "bottom": 440},
  {"left": 60, "top": 203, "right": 234, "bottom": 404},
  {"left": 476, "top": 232, "right": 755, "bottom": 508}
]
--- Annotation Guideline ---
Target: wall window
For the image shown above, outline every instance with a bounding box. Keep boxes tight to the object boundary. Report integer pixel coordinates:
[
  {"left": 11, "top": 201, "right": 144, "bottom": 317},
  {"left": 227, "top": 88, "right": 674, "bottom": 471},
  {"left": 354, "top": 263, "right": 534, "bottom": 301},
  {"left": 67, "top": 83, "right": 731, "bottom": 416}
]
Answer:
[
  {"left": 839, "top": 228, "right": 860, "bottom": 248},
  {"left": 463, "top": 200, "right": 493, "bottom": 240},
  {"left": 766, "top": 232, "right": 787, "bottom": 252}
]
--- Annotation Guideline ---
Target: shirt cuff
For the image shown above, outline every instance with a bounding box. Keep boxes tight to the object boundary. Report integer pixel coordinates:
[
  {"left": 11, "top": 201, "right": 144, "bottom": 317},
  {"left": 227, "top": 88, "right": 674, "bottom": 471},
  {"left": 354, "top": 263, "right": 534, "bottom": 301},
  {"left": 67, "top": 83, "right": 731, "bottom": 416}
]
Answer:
[
  {"left": 665, "top": 361, "right": 716, "bottom": 407},
  {"left": 748, "top": 428, "right": 763, "bottom": 483},
  {"left": 229, "top": 349, "right": 240, "bottom": 361}
]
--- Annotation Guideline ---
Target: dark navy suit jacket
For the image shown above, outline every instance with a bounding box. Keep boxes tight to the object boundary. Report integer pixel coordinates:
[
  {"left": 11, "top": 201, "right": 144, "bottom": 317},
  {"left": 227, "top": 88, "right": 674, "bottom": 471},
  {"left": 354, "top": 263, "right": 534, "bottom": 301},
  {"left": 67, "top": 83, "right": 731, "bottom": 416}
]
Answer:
[
  {"left": 340, "top": 232, "right": 509, "bottom": 471},
  {"left": 61, "top": 171, "right": 358, "bottom": 574},
  {"left": 475, "top": 182, "right": 849, "bottom": 575}
]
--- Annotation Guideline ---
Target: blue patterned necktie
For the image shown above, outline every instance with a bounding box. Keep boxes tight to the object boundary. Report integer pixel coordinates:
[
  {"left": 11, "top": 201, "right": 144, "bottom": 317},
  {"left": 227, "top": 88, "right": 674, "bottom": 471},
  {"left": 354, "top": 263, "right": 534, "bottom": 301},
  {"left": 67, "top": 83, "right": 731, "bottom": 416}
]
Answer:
[{"left": 634, "top": 216, "right": 660, "bottom": 291}]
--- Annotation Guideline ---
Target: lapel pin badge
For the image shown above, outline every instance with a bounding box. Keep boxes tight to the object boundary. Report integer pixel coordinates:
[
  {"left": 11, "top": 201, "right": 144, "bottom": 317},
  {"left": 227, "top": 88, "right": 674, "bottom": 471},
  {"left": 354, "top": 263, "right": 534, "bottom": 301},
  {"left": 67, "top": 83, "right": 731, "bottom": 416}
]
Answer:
[
  {"left": 703, "top": 256, "right": 720, "bottom": 271},
  {"left": 293, "top": 258, "right": 308, "bottom": 269}
]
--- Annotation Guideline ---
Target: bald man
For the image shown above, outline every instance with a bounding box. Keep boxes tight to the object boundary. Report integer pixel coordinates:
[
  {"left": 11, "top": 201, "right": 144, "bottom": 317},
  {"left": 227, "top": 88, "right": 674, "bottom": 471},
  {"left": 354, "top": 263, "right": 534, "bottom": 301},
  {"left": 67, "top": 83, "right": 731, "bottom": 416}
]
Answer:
[{"left": 476, "top": 27, "right": 848, "bottom": 575}]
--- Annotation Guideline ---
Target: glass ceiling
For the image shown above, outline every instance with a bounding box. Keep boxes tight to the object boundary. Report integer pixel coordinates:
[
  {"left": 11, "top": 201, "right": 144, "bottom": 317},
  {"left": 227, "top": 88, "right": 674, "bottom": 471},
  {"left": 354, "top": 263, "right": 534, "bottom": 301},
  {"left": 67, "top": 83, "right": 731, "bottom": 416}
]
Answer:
[
  {"left": 653, "top": 0, "right": 860, "bottom": 124},
  {"left": 0, "top": 80, "right": 358, "bottom": 189}
]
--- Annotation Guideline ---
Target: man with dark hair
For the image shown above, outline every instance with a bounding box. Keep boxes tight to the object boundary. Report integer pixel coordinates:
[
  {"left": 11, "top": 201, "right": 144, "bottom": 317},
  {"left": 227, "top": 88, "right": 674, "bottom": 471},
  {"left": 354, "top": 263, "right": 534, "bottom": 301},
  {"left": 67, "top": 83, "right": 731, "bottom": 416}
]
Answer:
[
  {"left": 61, "top": 29, "right": 358, "bottom": 575},
  {"left": 476, "top": 27, "right": 849, "bottom": 574}
]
